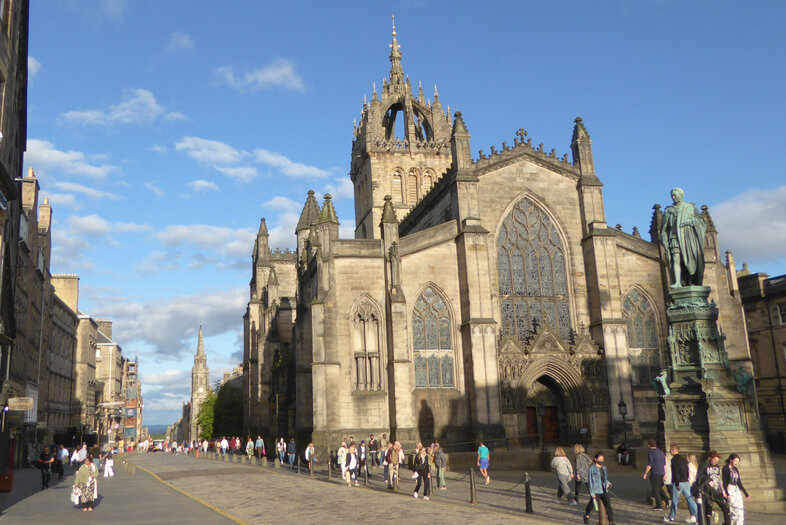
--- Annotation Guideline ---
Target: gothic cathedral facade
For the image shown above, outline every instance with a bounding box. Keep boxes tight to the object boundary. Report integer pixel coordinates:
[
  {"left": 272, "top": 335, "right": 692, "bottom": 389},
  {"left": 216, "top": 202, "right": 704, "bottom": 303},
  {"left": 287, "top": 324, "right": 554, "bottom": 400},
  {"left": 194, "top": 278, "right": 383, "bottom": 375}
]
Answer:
[{"left": 242, "top": 27, "right": 755, "bottom": 452}]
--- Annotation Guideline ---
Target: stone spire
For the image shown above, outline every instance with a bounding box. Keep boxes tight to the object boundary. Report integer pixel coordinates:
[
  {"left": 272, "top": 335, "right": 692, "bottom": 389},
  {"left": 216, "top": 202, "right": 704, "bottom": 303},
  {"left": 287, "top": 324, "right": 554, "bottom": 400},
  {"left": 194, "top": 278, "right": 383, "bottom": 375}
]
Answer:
[
  {"left": 451, "top": 111, "right": 472, "bottom": 170},
  {"left": 196, "top": 325, "right": 205, "bottom": 358},
  {"left": 571, "top": 117, "right": 601, "bottom": 186},
  {"left": 318, "top": 193, "right": 339, "bottom": 224},
  {"left": 381, "top": 195, "right": 398, "bottom": 223},
  {"left": 254, "top": 218, "right": 270, "bottom": 261},
  {"left": 257, "top": 217, "right": 268, "bottom": 236},
  {"left": 389, "top": 15, "right": 404, "bottom": 85},
  {"left": 296, "top": 190, "right": 321, "bottom": 232}
]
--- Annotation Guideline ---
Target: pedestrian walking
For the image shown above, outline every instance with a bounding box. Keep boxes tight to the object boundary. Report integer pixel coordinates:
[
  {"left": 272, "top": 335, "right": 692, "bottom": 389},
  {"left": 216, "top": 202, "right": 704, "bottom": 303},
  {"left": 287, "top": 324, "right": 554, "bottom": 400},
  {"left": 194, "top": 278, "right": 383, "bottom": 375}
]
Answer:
[
  {"left": 103, "top": 453, "right": 115, "bottom": 478},
  {"left": 57, "top": 445, "right": 69, "bottom": 480},
  {"left": 359, "top": 440, "right": 368, "bottom": 477},
  {"left": 697, "top": 450, "right": 731, "bottom": 525},
  {"left": 723, "top": 454, "right": 749, "bottom": 525},
  {"left": 368, "top": 434, "right": 378, "bottom": 467},
  {"left": 574, "top": 443, "right": 592, "bottom": 505},
  {"left": 38, "top": 446, "right": 54, "bottom": 490},
  {"left": 287, "top": 438, "right": 297, "bottom": 469},
  {"left": 246, "top": 437, "right": 254, "bottom": 458},
  {"left": 477, "top": 440, "right": 490, "bottom": 484},
  {"left": 277, "top": 437, "right": 286, "bottom": 466},
  {"left": 643, "top": 439, "right": 669, "bottom": 509},
  {"left": 388, "top": 441, "right": 404, "bottom": 489},
  {"left": 71, "top": 443, "right": 87, "bottom": 467},
  {"left": 220, "top": 436, "right": 229, "bottom": 457},
  {"left": 663, "top": 448, "right": 674, "bottom": 504},
  {"left": 337, "top": 440, "right": 348, "bottom": 480},
  {"left": 413, "top": 446, "right": 431, "bottom": 500},
  {"left": 305, "top": 442, "right": 317, "bottom": 474},
  {"left": 74, "top": 456, "right": 98, "bottom": 512},
  {"left": 433, "top": 443, "right": 446, "bottom": 490},
  {"left": 551, "top": 447, "right": 577, "bottom": 505},
  {"left": 255, "top": 435, "right": 265, "bottom": 459},
  {"left": 382, "top": 442, "right": 393, "bottom": 487},
  {"left": 584, "top": 452, "right": 614, "bottom": 525},
  {"left": 662, "top": 444, "right": 697, "bottom": 523},
  {"left": 345, "top": 444, "right": 359, "bottom": 486}
]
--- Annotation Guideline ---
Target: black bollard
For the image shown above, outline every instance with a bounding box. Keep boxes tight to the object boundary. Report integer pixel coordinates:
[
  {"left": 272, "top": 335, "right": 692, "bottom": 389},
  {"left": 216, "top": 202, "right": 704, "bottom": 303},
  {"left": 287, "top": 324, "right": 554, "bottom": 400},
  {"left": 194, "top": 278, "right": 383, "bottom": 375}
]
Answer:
[
  {"left": 469, "top": 469, "right": 477, "bottom": 504},
  {"left": 309, "top": 456, "right": 313, "bottom": 477},
  {"left": 297, "top": 455, "right": 301, "bottom": 474},
  {"left": 328, "top": 457, "right": 332, "bottom": 479},
  {"left": 363, "top": 465, "right": 368, "bottom": 486},
  {"left": 524, "top": 472, "right": 533, "bottom": 513},
  {"left": 696, "top": 492, "right": 705, "bottom": 525}
]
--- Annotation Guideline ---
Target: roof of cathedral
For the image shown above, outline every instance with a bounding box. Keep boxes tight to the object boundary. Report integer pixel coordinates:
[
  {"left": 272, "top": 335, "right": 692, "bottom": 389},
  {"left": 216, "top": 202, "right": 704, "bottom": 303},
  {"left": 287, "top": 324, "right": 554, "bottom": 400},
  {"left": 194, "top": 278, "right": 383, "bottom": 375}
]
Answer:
[{"left": 297, "top": 190, "right": 321, "bottom": 232}]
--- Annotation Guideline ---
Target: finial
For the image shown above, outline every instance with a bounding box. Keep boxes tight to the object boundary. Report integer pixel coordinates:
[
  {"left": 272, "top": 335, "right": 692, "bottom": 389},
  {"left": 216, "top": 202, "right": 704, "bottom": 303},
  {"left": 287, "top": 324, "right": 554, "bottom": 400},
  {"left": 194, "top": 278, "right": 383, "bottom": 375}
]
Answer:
[{"left": 392, "top": 14, "right": 396, "bottom": 34}]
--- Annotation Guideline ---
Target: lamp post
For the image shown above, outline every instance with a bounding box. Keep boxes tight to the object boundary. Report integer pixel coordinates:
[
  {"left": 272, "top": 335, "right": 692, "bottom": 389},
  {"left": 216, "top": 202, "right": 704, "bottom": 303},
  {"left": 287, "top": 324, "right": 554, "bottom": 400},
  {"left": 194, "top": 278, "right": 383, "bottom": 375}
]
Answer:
[
  {"left": 537, "top": 402, "right": 546, "bottom": 451},
  {"left": 617, "top": 399, "right": 628, "bottom": 446}
]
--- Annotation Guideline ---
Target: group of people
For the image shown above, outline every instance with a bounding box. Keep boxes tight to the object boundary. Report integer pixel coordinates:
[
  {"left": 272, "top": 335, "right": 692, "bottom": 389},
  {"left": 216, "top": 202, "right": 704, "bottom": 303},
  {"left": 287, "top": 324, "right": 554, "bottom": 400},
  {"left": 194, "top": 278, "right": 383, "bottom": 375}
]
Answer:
[
  {"left": 551, "top": 445, "right": 613, "bottom": 524},
  {"left": 33, "top": 443, "right": 112, "bottom": 512},
  {"left": 644, "top": 440, "right": 749, "bottom": 525}
]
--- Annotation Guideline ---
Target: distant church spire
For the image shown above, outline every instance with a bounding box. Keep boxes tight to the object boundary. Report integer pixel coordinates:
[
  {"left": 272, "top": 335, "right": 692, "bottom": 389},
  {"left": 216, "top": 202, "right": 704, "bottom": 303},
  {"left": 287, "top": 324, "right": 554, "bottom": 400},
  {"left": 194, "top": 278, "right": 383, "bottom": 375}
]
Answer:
[
  {"left": 388, "top": 15, "right": 404, "bottom": 84},
  {"left": 196, "top": 325, "right": 205, "bottom": 358}
]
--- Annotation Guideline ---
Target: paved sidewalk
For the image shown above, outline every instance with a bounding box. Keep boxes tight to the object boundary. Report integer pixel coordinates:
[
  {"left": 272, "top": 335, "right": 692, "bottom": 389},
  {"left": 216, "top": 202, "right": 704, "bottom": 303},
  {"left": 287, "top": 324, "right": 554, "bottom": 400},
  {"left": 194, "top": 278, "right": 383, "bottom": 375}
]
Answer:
[
  {"left": 131, "top": 451, "right": 781, "bottom": 525},
  {"left": 0, "top": 460, "right": 235, "bottom": 523}
]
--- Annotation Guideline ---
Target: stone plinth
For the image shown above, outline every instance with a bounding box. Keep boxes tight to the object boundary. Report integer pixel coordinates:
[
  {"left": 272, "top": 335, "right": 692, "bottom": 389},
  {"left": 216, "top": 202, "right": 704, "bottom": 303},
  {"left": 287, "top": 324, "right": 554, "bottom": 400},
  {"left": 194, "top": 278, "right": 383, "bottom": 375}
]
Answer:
[{"left": 662, "top": 286, "right": 785, "bottom": 512}]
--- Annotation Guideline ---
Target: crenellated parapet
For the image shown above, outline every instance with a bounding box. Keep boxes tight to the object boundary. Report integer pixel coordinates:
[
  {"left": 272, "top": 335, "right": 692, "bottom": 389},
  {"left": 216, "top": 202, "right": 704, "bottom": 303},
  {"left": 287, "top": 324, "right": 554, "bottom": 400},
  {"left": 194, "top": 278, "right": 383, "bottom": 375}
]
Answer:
[{"left": 473, "top": 127, "right": 579, "bottom": 179}]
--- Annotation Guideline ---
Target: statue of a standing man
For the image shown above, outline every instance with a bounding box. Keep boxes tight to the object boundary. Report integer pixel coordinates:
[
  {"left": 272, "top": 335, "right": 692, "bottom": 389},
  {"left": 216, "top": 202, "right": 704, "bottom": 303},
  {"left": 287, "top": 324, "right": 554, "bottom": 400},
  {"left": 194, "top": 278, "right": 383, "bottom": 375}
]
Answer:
[{"left": 660, "top": 188, "right": 707, "bottom": 288}]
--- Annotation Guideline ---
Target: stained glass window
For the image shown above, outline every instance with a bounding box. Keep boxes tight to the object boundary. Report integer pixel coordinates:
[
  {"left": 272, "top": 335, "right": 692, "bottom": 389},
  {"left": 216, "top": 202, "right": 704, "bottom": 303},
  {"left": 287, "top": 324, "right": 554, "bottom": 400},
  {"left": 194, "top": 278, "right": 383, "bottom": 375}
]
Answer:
[
  {"left": 623, "top": 288, "right": 660, "bottom": 385},
  {"left": 412, "top": 286, "right": 455, "bottom": 388},
  {"left": 497, "top": 197, "right": 571, "bottom": 342}
]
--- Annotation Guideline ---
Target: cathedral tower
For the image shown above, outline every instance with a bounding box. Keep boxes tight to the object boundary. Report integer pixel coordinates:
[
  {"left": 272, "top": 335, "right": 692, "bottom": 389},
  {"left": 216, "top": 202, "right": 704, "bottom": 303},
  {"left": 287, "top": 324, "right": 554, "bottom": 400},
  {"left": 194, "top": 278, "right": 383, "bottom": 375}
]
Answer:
[
  {"left": 350, "top": 19, "right": 454, "bottom": 239},
  {"left": 189, "top": 325, "right": 210, "bottom": 441}
]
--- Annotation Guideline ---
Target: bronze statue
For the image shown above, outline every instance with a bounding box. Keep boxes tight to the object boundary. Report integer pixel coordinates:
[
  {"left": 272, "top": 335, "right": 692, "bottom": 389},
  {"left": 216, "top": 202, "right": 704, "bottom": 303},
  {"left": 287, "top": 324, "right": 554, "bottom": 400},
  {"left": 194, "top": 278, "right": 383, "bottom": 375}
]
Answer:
[{"left": 660, "top": 188, "right": 706, "bottom": 288}]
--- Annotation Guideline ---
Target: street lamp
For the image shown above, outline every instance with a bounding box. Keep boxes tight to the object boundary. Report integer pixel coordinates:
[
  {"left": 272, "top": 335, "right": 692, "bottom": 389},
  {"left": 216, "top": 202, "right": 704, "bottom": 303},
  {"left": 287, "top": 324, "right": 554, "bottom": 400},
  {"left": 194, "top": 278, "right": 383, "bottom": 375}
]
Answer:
[
  {"left": 537, "top": 402, "right": 546, "bottom": 451},
  {"left": 617, "top": 398, "right": 628, "bottom": 446}
]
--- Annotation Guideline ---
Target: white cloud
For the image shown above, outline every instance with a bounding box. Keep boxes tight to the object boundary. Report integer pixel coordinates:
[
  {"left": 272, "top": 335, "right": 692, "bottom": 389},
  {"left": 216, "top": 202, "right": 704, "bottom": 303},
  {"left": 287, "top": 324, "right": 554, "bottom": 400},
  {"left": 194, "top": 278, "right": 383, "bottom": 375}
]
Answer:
[
  {"left": 253, "top": 149, "right": 329, "bottom": 178},
  {"left": 214, "top": 59, "right": 305, "bottom": 92},
  {"left": 188, "top": 180, "right": 219, "bottom": 192},
  {"left": 68, "top": 214, "right": 112, "bottom": 236},
  {"left": 157, "top": 224, "right": 256, "bottom": 259},
  {"left": 150, "top": 145, "right": 167, "bottom": 154},
  {"left": 62, "top": 88, "right": 185, "bottom": 126},
  {"left": 42, "top": 192, "right": 78, "bottom": 209},
  {"left": 26, "top": 139, "right": 117, "bottom": 179},
  {"left": 144, "top": 182, "right": 164, "bottom": 197},
  {"left": 175, "top": 136, "right": 246, "bottom": 166},
  {"left": 51, "top": 229, "right": 93, "bottom": 272},
  {"left": 28, "top": 56, "right": 41, "bottom": 78},
  {"left": 166, "top": 32, "right": 195, "bottom": 53},
  {"left": 215, "top": 166, "right": 258, "bottom": 181},
  {"left": 136, "top": 250, "right": 178, "bottom": 275},
  {"left": 90, "top": 288, "right": 247, "bottom": 357},
  {"left": 713, "top": 186, "right": 786, "bottom": 263},
  {"left": 322, "top": 177, "right": 354, "bottom": 200},
  {"left": 267, "top": 212, "right": 299, "bottom": 250},
  {"left": 263, "top": 196, "right": 298, "bottom": 212},
  {"left": 52, "top": 181, "right": 120, "bottom": 200}
]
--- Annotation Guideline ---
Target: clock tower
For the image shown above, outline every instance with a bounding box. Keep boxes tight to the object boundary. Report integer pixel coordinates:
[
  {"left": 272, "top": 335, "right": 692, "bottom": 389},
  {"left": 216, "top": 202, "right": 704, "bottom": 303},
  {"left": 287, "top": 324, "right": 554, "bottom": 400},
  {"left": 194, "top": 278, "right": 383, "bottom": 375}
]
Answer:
[{"left": 189, "top": 325, "right": 210, "bottom": 441}]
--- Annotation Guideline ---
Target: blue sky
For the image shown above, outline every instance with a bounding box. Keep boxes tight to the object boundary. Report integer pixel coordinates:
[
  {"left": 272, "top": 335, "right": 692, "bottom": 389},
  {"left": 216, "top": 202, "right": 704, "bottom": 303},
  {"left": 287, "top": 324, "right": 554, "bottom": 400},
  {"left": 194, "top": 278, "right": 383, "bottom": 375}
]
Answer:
[{"left": 26, "top": 1, "right": 786, "bottom": 425}]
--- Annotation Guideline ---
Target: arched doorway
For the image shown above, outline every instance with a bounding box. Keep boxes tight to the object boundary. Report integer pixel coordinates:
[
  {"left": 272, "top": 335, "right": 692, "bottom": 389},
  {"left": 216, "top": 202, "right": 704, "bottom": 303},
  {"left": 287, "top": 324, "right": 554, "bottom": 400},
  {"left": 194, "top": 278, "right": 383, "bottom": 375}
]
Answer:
[{"left": 524, "top": 376, "right": 564, "bottom": 444}]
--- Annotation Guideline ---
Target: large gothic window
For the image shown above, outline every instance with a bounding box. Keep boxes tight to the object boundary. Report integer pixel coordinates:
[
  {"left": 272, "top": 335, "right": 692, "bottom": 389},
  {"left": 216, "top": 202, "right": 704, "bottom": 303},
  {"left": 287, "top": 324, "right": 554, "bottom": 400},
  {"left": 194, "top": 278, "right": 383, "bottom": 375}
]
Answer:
[
  {"left": 497, "top": 197, "right": 571, "bottom": 342},
  {"left": 623, "top": 289, "right": 660, "bottom": 385},
  {"left": 412, "top": 286, "right": 455, "bottom": 388},
  {"left": 351, "top": 298, "right": 383, "bottom": 391}
]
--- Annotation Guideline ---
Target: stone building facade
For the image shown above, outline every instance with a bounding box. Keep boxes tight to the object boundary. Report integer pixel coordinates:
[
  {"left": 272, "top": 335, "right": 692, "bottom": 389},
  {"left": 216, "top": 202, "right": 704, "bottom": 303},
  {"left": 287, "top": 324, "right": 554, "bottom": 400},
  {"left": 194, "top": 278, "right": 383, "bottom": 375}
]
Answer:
[
  {"left": 243, "top": 26, "right": 760, "bottom": 456},
  {"left": 739, "top": 270, "right": 786, "bottom": 451}
]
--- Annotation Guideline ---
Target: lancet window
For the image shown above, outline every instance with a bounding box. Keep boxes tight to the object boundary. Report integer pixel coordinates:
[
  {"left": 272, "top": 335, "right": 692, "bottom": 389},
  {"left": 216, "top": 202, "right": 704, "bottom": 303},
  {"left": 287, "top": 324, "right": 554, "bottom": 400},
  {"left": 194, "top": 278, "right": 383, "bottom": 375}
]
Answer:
[
  {"left": 351, "top": 298, "right": 383, "bottom": 391},
  {"left": 497, "top": 197, "right": 571, "bottom": 343},
  {"left": 407, "top": 169, "right": 419, "bottom": 203},
  {"left": 623, "top": 288, "right": 661, "bottom": 385},
  {"left": 392, "top": 170, "right": 403, "bottom": 203},
  {"left": 412, "top": 286, "right": 455, "bottom": 388}
]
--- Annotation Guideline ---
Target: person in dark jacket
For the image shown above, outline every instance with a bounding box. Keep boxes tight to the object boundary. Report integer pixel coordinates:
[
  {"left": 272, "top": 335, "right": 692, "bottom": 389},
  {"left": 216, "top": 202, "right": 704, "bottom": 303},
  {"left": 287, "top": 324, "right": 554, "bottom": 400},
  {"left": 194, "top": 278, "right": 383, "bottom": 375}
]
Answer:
[
  {"left": 287, "top": 438, "right": 297, "bottom": 469},
  {"left": 697, "top": 450, "right": 730, "bottom": 525},
  {"left": 722, "top": 454, "right": 749, "bottom": 525},
  {"left": 643, "top": 439, "right": 668, "bottom": 509},
  {"left": 433, "top": 443, "right": 446, "bottom": 490},
  {"left": 345, "top": 444, "right": 359, "bottom": 486},
  {"left": 574, "top": 444, "right": 592, "bottom": 505},
  {"left": 413, "top": 447, "right": 431, "bottom": 499},
  {"left": 663, "top": 445, "right": 697, "bottom": 523}
]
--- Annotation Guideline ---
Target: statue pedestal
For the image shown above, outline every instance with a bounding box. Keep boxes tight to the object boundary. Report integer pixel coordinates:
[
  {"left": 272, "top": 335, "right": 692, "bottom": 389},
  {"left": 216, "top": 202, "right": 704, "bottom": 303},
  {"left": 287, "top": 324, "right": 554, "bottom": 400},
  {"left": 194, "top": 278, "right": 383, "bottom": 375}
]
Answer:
[{"left": 662, "top": 286, "right": 786, "bottom": 512}]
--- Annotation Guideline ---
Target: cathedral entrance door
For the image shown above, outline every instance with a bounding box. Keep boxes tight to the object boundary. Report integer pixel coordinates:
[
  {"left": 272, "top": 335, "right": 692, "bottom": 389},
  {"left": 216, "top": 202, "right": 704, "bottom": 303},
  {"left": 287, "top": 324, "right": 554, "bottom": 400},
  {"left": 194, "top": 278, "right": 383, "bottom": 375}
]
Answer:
[
  {"left": 543, "top": 406, "right": 559, "bottom": 443},
  {"left": 525, "top": 376, "right": 564, "bottom": 444}
]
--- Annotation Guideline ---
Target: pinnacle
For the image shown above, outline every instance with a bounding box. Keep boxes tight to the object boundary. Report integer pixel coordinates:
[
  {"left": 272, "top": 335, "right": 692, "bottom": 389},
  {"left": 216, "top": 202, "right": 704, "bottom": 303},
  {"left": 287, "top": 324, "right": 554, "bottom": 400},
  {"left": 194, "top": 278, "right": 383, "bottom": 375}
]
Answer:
[
  {"left": 452, "top": 111, "right": 469, "bottom": 136},
  {"left": 318, "top": 193, "right": 339, "bottom": 224},
  {"left": 257, "top": 218, "right": 268, "bottom": 236},
  {"left": 297, "top": 190, "right": 321, "bottom": 232},
  {"left": 381, "top": 195, "right": 398, "bottom": 224},
  {"left": 572, "top": 116, "right": 590, "bottom": 142}
]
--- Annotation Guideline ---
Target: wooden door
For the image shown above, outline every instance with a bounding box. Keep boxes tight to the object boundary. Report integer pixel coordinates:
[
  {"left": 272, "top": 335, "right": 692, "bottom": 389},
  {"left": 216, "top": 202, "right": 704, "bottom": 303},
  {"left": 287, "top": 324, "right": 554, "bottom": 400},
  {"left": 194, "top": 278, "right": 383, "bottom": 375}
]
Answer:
[
  {"left": 525, "top": 407, "right": 537, "bottom": 442},
  {"left": 543, "top": 406, "right": 559, "bottom": 443}
]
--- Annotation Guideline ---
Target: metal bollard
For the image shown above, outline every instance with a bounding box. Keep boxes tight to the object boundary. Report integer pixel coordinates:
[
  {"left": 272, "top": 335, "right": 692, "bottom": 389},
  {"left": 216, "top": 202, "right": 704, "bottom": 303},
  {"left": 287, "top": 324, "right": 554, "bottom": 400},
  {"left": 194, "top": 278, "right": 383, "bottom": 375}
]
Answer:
[
  {"left": 328, "top": 458, "right": 332, "bottom": 479},
  {"left": 469, "top": 469, "right": 477, "bottom": 504},
  {"left": 696, "top": 493, "right": 705, "bottom": 525},
  {"left": 297, "top": 456, "right": 301, "bottom": 474},
  {"left": 524, "top": 472, "right": 533, "bottom": 513},
  {"left": 309, "top": 456, "right": 313, "bottom": 477},
  {"left": 363, "top": 465, "right": 368, "bottom": 486}
]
